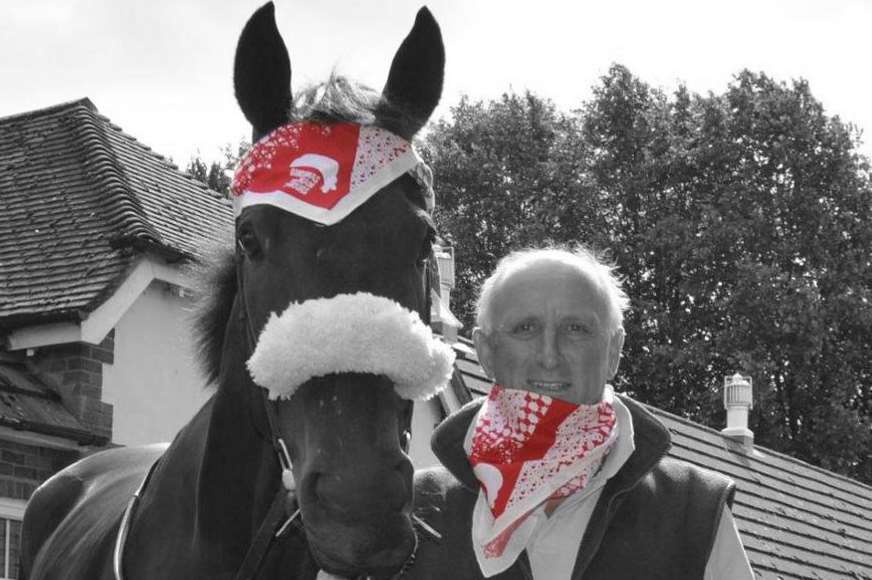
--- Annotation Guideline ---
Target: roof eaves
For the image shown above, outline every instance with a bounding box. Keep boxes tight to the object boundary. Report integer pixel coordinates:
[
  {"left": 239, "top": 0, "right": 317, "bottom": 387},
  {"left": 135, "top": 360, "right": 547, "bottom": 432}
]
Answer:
[
  {"left": 0, "top": 415, "right": 106, "bottom": 446},
  {"left": 0, "top": 309, "right": 85, "bottom": 334},
  {"left": 109, "top": 235, "right": 195, "bottom": 264},
  {"left": 0, "top": 358, "right": 108, "bottom": 446},
  {"left": 75, "top": 246, "right": 193, "bottom": 327}
]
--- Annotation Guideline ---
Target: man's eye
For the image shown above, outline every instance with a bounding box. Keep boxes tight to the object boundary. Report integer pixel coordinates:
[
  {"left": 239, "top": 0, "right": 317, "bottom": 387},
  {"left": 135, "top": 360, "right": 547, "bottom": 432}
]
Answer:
[
  {"left": 565, "top": 322, "right": 590, "bottom": 335},
  {"left": 511, "top": 321, "right": 538, "bottom": 335}
]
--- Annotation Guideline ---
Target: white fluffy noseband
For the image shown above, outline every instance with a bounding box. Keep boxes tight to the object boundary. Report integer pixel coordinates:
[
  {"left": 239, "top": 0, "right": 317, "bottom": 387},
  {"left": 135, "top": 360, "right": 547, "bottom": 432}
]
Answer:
[{"left": 247, "top": 292, "right": 456, "bottom": 400}]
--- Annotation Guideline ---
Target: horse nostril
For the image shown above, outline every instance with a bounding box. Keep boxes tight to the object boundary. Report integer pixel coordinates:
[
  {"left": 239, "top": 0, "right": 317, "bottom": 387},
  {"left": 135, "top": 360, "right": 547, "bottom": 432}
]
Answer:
[
  {"left": 310, "top": 473, "right": 352, "bottom": 516},
  {"left": 308, "top": 457, "right": 414, "bottom": 517}
]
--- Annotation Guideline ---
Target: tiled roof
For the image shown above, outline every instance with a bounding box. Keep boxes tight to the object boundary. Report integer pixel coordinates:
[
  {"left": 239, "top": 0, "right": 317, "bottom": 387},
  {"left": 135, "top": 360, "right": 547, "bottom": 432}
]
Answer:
[
  {"left": 0, "top": 99, "right": 233, "bottom": 328},
  {"left": 0, "top": 354, "right": 96, "bottom": 444},
  {"left": 450, "top": 338, "right": 872, "bottom": 580}
]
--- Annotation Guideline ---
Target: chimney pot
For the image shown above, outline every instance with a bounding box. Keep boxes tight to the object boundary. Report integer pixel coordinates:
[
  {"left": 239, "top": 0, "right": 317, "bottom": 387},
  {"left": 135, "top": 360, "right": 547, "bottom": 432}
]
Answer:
[
  {"left": 722, "top": 372, "right": 754, "bottom": 450},
  {"left": 430, "top": 243, "right": 462, "bottom": 343}
]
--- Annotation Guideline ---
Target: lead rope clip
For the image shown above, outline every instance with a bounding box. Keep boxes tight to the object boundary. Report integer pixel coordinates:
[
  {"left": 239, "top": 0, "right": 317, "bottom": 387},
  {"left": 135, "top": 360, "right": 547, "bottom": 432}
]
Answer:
[
  {"left": 277, "top": 437, "right": 295, "bottom": 491},
  {"left": 275, "top": 437, "right": 301, "bottom": 538}
]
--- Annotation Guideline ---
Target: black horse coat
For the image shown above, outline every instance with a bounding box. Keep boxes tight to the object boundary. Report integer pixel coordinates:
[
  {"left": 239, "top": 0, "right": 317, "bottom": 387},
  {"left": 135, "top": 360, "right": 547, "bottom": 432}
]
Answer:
[{"left": 408, "top": 394, "right": 735, "bottom": 580}]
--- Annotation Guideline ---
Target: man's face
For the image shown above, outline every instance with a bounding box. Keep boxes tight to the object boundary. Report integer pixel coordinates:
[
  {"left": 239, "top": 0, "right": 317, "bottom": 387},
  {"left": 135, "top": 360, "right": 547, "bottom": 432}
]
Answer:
[{"left": 473, "top": 260, "right": 624, "bottom": 405}]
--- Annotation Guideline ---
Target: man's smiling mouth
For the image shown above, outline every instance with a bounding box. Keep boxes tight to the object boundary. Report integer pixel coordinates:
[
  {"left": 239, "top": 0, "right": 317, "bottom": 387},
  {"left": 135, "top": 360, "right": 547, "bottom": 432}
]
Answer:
[{"left": 528, "top": 381, "right": 571, "bottom": 392}]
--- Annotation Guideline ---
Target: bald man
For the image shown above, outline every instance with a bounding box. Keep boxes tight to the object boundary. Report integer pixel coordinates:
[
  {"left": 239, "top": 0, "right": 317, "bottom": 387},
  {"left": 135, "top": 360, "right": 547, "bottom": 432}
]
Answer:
[{"left": 413, "top": 247, "right": 753, "bottom": 580}]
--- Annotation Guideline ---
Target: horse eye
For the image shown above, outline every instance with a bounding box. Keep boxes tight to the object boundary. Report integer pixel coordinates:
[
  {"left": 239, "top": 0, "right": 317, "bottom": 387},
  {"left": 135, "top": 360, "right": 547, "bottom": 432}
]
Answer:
[{"left": 237, "top": 228, "right": 262, "bottom": 258}]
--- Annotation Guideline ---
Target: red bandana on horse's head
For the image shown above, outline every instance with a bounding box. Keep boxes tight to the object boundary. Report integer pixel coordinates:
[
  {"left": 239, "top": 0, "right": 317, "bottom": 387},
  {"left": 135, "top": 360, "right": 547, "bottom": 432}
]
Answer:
[{"left": 232, "top": 122, "right": 433, "bottom": 225}]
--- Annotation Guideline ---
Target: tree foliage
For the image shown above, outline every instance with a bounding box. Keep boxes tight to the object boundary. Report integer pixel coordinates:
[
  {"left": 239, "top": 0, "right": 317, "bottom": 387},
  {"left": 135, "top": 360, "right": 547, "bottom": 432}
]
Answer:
[
  {"left": 426, "top": 66, "right": 872, "bottom": 483},
  {"left": 423, "top": 93, "right": 601, "bottom": 330},
  {"left": 184, "top": 141, "right": 250, "bottom": 196}
]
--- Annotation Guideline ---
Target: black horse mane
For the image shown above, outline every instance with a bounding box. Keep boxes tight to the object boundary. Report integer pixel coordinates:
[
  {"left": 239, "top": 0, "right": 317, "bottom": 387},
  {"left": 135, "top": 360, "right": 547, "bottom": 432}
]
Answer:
[
  {"left": 192, "top": 75, "right": 412, "bottom": 384},
  {"left": 190, "top": 243, "right": 237, "bottom": 385}
]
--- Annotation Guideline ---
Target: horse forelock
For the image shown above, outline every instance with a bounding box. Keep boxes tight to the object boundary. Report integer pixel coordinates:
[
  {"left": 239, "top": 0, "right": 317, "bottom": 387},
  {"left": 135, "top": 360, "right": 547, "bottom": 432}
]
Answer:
[
  {"left": 190, "top": 244, "right": 238, "bottom": 386},
  {"left": 291, "top": 74, "right": 416, "bottom": 136},
  {"left": 291, "top": 76, "right": 432, "bottom": 214}
]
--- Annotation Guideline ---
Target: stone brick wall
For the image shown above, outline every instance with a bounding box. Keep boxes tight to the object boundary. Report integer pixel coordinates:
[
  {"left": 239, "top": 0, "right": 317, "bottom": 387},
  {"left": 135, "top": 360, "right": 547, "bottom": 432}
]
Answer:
[
  {"left": 0, "top": 441, "right": 79, "bottom": 500},
  {"left": 32, "top": 331, "right": 114, "bottom": 442}
]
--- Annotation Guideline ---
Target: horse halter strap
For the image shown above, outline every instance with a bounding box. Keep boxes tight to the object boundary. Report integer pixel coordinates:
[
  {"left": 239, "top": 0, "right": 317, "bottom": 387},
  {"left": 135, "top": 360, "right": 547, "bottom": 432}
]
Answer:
[
  {"left": 231, "top": 229, "right": 445, "bottom": 579},
  {"left": 232, "top": 265, "right": 429, "bottom": 580},
  {"left": 110, "top": 260, "right": 298, "bottom": 580},
  {"left": 233, "top": 254, "right": 303, "bottom": 580}
]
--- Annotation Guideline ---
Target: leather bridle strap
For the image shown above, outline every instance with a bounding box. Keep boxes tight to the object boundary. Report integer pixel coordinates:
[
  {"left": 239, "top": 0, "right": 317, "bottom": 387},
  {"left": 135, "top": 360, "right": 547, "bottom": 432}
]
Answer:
[
  {"left": 233, "top": 486, "right": 296, "bottom": 580},
  {"left": 232, "top": 245, "right": 436, "bottom": 580},
  {"left": 233, "top": 388, "right": 304, "bottom": 580},
  {"left": 233, "top": 251, "right": 303, "bottom": 580}
]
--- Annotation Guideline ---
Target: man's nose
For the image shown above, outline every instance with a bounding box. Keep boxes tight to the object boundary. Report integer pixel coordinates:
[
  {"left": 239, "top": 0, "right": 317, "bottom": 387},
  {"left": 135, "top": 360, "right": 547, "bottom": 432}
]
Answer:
[{"left": 538, "top": 328, "right": 561, "bottom": 369}]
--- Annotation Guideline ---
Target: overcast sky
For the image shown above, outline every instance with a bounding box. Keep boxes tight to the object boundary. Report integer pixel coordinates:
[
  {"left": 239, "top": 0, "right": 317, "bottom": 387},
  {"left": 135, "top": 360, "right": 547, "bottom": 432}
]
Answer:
[{"left": 2, "top": 0, "right": 871, "bottom": 165}]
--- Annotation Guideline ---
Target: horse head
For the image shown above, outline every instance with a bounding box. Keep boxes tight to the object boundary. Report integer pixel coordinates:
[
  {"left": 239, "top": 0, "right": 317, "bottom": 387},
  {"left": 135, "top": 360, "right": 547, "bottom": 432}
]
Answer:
[{"left": 220, "top": 3, "right": 447, "bottom": 577}]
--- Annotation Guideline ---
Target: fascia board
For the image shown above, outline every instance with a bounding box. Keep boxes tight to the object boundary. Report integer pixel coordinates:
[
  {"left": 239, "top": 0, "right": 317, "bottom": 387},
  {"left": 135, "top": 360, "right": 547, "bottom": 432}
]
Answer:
[{"left": 6, "top": 255, "right": 193, "bottom": 350}]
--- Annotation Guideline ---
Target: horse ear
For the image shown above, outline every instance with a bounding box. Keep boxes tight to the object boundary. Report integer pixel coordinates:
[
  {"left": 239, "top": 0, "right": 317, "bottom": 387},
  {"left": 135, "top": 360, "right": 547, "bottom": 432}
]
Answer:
[
  {"left": 377, "top": 7, "right": 445, "bottom": 140},
  {"left": 234, "top": 2, "right": 292, "bottom": 141}
]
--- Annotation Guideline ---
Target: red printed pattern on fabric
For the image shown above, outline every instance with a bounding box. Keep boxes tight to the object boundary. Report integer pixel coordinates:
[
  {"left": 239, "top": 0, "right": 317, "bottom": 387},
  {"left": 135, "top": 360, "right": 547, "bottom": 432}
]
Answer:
[
  {"left": 232, "top": 122, "right": 414, "bottom": 213},
  {"left": 469, "top": 385, "right": 617, "bottom": 558},
  {"left": 232, "top": 123, "right": 360, "bottom": 210},
  {"left": 349, "top": 127, "right": 412, "bottom": 192}
]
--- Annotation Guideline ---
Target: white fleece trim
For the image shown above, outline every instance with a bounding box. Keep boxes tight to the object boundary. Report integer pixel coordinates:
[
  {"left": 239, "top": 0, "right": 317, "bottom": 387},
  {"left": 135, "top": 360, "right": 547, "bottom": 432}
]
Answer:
[{"left": 247, "top": 292, "right": 456, "bottom": 401}]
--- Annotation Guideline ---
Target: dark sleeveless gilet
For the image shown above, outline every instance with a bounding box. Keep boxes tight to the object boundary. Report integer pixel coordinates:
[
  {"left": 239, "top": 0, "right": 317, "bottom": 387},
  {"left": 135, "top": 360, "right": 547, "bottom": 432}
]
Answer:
[{"left": 412, "top": 394, "right": 735, "bottom": 580}]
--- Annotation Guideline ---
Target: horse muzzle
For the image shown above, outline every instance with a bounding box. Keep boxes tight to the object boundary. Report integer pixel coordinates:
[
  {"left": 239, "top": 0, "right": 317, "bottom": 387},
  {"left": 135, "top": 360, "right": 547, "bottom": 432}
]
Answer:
[{"left": 306, "top": 513, "right": 417, "bottom": 580}]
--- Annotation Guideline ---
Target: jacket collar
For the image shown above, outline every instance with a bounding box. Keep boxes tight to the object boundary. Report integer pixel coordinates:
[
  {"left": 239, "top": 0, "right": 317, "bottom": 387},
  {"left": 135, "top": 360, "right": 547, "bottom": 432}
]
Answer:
[{"left": 430, "top": 392, "right": 672, "bottom": 492}]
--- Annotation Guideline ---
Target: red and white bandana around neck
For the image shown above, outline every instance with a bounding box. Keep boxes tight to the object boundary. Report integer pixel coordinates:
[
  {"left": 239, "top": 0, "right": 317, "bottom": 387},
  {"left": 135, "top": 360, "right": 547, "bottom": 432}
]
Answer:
[
  {"left": 467, "top": 385, "right": 618, "bottom": 568},
  {"left": 231, "top": 122, "right": 433, "bottom": 225}
]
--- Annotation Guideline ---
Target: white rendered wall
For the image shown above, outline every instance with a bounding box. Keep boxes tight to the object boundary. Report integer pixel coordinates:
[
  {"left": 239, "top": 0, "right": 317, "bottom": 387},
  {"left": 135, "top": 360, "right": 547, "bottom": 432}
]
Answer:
[
  {"left": 102, "top": 281, "right": 211, "bottom": 446},
  {"left": 103, "top": 282, "right": 450, "bottom": 458},
  {"left": 409, "top": 399, "right": 444, "bottom": 469}
]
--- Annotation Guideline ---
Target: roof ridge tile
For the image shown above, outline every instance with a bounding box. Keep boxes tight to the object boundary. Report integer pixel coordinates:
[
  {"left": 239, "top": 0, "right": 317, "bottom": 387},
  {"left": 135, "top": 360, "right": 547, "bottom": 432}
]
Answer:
[
  {"left": 0, "top": 97, "right": 96, "bottom": 124},
  {"left": 66, "top": 103, "right": 162, "bottom": 246}
]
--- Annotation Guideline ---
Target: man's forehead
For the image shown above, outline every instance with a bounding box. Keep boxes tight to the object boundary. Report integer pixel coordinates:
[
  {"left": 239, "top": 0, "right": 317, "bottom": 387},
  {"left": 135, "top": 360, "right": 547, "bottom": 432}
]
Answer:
[{"left": 491, "top": 260, "right": 606, "bottom": 320}]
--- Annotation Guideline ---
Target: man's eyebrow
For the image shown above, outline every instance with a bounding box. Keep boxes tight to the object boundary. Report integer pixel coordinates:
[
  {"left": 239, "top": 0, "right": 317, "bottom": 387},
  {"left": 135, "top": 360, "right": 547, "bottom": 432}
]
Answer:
[
  {"left": 564, "top": 312, "right": 600, "bottom": 323},
  {"left": 495, "top": 315, "right": 536, "bottom": 329}
]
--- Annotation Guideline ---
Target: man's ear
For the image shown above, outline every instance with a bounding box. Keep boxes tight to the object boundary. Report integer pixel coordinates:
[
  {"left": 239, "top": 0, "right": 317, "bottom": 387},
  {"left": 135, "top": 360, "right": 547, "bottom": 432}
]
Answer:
[
  {"left": 472, "top": 327, "right": 495, "bottom": 380},
  {"left": 607, "top": 328, "right": 625, "bottom": 379}
]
